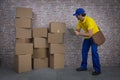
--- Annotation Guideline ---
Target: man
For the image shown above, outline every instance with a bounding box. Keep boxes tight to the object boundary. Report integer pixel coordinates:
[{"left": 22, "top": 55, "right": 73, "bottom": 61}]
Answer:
[{"left": 73, "top": 8, "right": 101, "bottom": 75}]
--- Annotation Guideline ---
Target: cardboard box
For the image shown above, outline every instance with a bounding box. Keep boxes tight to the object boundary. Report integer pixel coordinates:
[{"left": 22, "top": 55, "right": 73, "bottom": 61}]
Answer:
[
  {"left": 33, "top": 58, "right": 48, "bottom": 69},
  {"left": 50, "top": 54, "right": 64, "bottom": 69},
  {"left": 16, "top": 38, "right": 32, "bottom": 43},
  {"left": 48, "top": 33, "right": 64, "bottom": 44},
  {"left": 16, "top": 28, "right": 32, "bottom": 38},
  {"left": 15, "top": 43, "right": 33, "bottom": 55},
  {"left": 50, "top": 44, "right": 65, "bottom": 54},
  {"left": 14, "top": 54, "right": 32, "bottom": 73},
  {"left": 33, "top": 28, "right": 48, "bottom": 38},
  {"left": 33, "top": 38, "right": 48, "bottom": 48},
  {"left": 50, "top": 22, "right": 66, "bottom": 33},
  {"left": 15, "top": 18, "right": 32, "bottom": 28},
  {"left": 16, "top": 7, "right": 32, "bottom": 18},
  {"left": 33, "top": 48, "right": 47, "bottom": 58}
]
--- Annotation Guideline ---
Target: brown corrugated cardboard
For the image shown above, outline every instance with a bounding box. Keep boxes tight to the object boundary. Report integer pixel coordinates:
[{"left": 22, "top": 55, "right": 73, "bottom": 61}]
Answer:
[
  {"left": 48, "top": 33, "right": 64, "bottom": 44},
  {"left": 33, "top": 28, "right": 48, "bottom": 38},
  {"left": 50, "top": 22, "right": 66, "bottom": 33},
  {"left": 16, "top": 7, "right": 32, "bottom": 18},
  {"left": 15, "top": 43, "right": 33, "bottom": 55},
  {"left": 15, "top": 18, "right": 32, "bottom": 29},
  {"left": 33, "top": 58, "right": 48, "bottom": 69},
  {"left": 33, "top": 38, "right": 48, "bottom": 48},
  {"left": 16, "top": 28, "right": 32, "bottom": 38},
  {"left": 14, "top": 54, "right": 32, "bottom": 73},
  {"left": 50, "top": 54, "right": 64, "bottom": 69},
  {"left": 50, "top": 44, "right": 65, "bottom": 54},
  {"left": 33, "top": 48, "right": 47, "bottom": 58},
  {"left": 16, "top": 38, "right": 32, "bottom": 43}
]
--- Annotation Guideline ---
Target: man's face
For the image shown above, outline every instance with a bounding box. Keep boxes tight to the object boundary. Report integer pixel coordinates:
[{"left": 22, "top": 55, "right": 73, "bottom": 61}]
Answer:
[{"left": 76, "top": 14, "right": 84, "bottom": 21}]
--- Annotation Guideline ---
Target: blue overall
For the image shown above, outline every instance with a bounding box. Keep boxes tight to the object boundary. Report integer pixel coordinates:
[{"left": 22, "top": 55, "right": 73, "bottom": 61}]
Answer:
[{"left": 80, "top": 38, "right": 101, "bottom": 72}]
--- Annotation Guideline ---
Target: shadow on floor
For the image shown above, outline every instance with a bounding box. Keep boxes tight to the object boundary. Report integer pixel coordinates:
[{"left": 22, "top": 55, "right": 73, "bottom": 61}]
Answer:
[{"left": 0, "top": 66, "right": 120, "bottom": 80}]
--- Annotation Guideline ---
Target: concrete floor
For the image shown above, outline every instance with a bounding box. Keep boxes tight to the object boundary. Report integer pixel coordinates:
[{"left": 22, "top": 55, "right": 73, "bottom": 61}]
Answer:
[{"left": 0, "top": 66, "right": 120, "bottom": 80}]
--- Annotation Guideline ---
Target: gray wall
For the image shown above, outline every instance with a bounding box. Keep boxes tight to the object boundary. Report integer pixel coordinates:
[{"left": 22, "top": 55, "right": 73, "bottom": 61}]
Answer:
[{"left": 0, "top": 0, "right": 120, "bottom": 68}]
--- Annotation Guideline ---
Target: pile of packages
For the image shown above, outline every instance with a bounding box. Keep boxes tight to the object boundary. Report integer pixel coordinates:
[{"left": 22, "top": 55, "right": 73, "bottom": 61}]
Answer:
[{"left": 15, "top": 7, "right": 66, "bottom": 73}]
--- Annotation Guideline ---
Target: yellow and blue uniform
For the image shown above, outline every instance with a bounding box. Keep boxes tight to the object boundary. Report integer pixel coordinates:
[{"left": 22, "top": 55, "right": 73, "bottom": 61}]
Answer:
[{"left": 76, "top": 16, "right": 101, "bottom": 73}]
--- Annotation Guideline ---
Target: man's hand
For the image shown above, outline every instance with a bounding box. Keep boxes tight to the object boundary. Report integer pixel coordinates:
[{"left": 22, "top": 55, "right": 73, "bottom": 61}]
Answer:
[{"left": 74, "top": 31, "right": 81, "bottom": 36}]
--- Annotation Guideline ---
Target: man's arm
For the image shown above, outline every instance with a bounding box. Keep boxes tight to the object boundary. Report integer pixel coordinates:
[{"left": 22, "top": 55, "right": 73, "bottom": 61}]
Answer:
[
  {"left": 75, "top": 29, "right": 81, "bottom": 32},
  {"left": 74, "top": 29, "right": 93, "bottom": 37}
]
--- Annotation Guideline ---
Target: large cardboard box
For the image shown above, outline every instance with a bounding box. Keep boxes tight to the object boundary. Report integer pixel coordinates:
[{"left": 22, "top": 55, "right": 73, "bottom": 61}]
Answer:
[
  {"left": 33, "top": 28, "right": 48, "bottom": 38},
  {"left": 16, "top": 7, "right": 32, "bottom": 18},
  {"left": 48, "top": 33, "right": 64, "bottom": 44},
  {"left": 16, "top": 28, "right": 32, "bottom": 38},
  {"left": 16, "top": 38, "right": 32, "bottom": 43},
  {"left": 50, "top": 54, "right": 64, "bottom": 69},
  {"left": 14, "top": 54, "right": 32, "bottom": 73},
  {"left": 15, "top": 43, "right": 33, "bottom": 55},
  {"left": 50, "top": 44, "right": 65, "bottom": 54},
  {"left": 33, "top": 38, "right": 48, "bottom": 48},
  {"left": 33, "top": 58, "right": 48, "bottom": 69},
  {"left": 50, "top": 22, "right": 66, "bottom": 33},
  {"left": 33, "top": 48, "right": 47, "bottom": 58},
  {"left": 15, "top": 18, "right": 32, "bottom": 29}
]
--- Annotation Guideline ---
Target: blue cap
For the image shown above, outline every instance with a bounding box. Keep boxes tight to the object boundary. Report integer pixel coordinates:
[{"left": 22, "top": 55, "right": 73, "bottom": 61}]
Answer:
[{"left": 73, "top": 8, "right": 85, "bottom": 16}]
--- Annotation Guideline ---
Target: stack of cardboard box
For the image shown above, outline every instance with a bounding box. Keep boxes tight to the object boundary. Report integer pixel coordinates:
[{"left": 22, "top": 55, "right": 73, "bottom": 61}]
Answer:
[
  {"left": 32, "top": 28, "right": 48, "bottom": 69},
  {"left": 14, "top": 7, "right": 66, "bottom": 73},
  {"left": 15, "top": 7, "right": 33, "bottom": 73},
  {"left": 48, "top": 22, "right": 66, "bottom": 69}
]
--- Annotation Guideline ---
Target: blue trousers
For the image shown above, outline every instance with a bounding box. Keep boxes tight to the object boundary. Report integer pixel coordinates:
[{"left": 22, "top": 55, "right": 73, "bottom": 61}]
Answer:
[{"left": 81, "top": 38, "right": 101, "bottom": 72}]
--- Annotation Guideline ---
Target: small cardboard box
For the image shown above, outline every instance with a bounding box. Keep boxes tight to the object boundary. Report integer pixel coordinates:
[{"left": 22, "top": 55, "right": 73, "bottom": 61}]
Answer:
[
  {"left": 50, "top": 44, "right": 65, "bottom": 54},
  {"left": 14, "top": 54, "right": 32, "bottom": 73},
  {"left": 33, "top": 48, "right": 47, "bottom": 58},
  {"left": 33, "top": 58, "right": 48, "bottom": 69},
  {"left": 50, "top": 22, "right": 66, "bottom": 33},
  {"left": 16, "top": 7, "right": 32, "bottom": 18},
  {"left": 15, "top": 43, "right": 33, "bottom": 55},
  {"left": 48, "top": 33, "right": 64, "bottom": 44},
  {"left": 50, "top": 54, "right": 64, "bottom": 69},
  {"left": 33, "top": 38, "right": 48, "bottom": 48},
  {"left": 16, "top": 38, "right": 32, "bottom": 43},
  {"left": 15, "top": 18, "right": 32, "bottom": 29},
  {"left": 32, "top": 28, "right": 48, "bottom": 38},
  {"left": 16, "top": 28, "right": 32, "bottom": 38}
]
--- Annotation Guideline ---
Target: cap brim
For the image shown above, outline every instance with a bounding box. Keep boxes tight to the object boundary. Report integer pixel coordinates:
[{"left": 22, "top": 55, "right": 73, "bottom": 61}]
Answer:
[{"left": 73, "top": 13, "right": 78, "bottom": 16}]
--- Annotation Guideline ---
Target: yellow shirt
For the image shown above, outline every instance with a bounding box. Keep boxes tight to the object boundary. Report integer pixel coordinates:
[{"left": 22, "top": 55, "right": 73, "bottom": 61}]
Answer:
[{"left": 76, "top": 16, "right": 99, "bottom": 38}]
